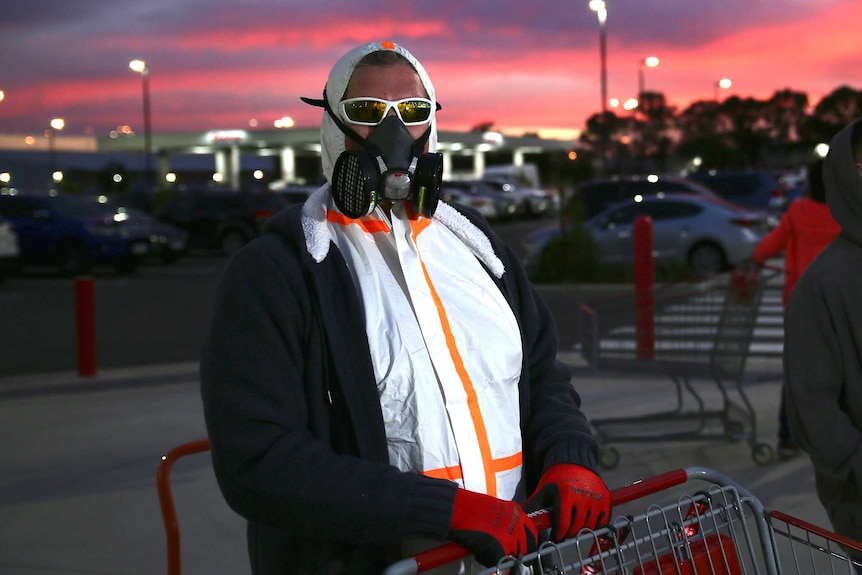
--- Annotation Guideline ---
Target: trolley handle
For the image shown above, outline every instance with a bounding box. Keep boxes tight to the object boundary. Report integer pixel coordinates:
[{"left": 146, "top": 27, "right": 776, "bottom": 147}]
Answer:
[
  {"left": 386, "top": 468, "right": 690, "bottom": 575},
  {"left": 771, "top": 510, "right": 862, "bottom": 554}
]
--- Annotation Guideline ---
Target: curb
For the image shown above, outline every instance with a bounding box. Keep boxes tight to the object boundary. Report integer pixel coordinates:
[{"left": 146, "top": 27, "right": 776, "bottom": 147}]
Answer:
[
  {"left": 0, "top": 361, "right": 200, "bottom": 399},
  {"left": 0, "top": 350, "right": 782, "bottom": 400}
]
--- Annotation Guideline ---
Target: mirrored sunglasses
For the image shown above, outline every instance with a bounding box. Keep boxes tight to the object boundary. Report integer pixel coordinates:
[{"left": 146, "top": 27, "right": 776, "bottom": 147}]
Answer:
[{"left": 340, "top": 97, "right": 434, "bottom": 126}]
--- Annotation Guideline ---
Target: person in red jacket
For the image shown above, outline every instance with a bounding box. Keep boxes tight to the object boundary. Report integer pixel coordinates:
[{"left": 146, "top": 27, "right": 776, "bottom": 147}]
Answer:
[
  {"left": 752, "top": 158, "right": 840, "bottom": 460},
  {"left": 754, "top": 160, "right": 841, "bottom": 306}
]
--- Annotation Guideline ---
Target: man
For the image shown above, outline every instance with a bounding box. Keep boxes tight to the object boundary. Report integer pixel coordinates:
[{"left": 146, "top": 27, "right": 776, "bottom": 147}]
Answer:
[
  {"left": 200, "top": 41, "right": 609, "bottom": 574},
  {"left": 784, "top": 117, "right": 862, "bottom": 559}
]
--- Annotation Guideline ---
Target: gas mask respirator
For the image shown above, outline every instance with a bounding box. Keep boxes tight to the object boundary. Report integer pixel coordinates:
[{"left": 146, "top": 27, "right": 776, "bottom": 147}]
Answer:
[
  {"left": 331, "top": 116, "right": 443, "bottom": 219},
  {"left": 301, "top": 90, "right": 444, "bottom": 219}
]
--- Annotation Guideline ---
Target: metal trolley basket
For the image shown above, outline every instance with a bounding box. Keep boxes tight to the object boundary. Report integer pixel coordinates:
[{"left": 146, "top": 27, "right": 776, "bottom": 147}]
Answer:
[
  {"left": 157, "top": 447, "right": 862, "bottom": 575},
  {"left": 383, "top": 466, "right": 862, "bottom": 575},
  {"left": 578, "top": 267, "right": 778, "bottom": 469}
]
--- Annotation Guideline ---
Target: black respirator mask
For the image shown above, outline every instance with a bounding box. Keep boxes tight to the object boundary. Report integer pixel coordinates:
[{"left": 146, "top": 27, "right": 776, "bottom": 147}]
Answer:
[{"left": 301, "top": 91, "right": 444, "bottom": 219}]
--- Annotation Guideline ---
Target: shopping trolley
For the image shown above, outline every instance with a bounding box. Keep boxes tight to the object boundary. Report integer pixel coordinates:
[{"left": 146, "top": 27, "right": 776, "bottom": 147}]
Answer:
[
  {"left": 383, "top": 466, "right": 862, "bottom": 575},
  {"left": 157, "top": 438, "right": 211, "bottom": 575},
  {"left": 157, "top": 449, "right": 862, "bottom": 575},
  {"left": 578, "top": 266, "right": 778, "bottom": 468}
]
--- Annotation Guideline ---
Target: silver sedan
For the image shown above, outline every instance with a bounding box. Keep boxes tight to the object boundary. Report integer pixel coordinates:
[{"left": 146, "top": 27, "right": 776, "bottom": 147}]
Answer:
[{"left": 524, "top": 193, "right": 769, "bottom": 276}]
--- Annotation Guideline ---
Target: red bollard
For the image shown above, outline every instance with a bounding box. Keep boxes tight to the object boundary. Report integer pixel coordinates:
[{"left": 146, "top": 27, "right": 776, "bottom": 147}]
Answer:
[
  {"left": 75, "top": 276, "right": 97, "bottom": 377},
  {"left": 634, "top": 216, "right": 655, "bottom": 360}
]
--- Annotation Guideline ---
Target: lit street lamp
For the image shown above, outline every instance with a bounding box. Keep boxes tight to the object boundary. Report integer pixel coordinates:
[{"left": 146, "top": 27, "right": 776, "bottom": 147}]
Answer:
[
  {"left": 638, "top": 56, "right": 659, "bottom": 97},
  {"left": 0, "top": 90, "right": 5, "bottom": 103},
  {"left": 48, "top": 117, "right": 64, "bottom": 188},
  {"left": 714, "top": 77, "right": 732, "bottom": 101},
  {"left": 129, "top": 59, "right": 153, "bottom": 187},
  {"left": 589, "top": 0, "right": 609, "bottom": 174},
  {"left": 589, "top": 0, "right": 608, "bottom": 115}
]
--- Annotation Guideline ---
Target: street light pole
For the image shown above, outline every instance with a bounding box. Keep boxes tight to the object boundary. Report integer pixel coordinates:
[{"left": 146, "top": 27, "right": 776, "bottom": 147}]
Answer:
[
  {"left": 48, "top": 117, "right": 64, "bottom": 189},
  {"left": 129, "top": 59, "right": 153, "bottom": 188},
  {"left": 714, "top": 78, "right": 732, "bottom": 102},
  {"left": 638, "top": 56, "right": 659, "bottom": 98},
  {"left": 589, "top": 0, "right": 608, "bottom": 115},
  {"left": 589, "top": 1, "right": 609, "bottom": 174}
]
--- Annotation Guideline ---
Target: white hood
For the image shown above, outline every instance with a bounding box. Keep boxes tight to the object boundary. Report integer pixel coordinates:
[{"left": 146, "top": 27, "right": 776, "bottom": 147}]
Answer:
[
  {"left": 298, "top": 41, "right": 504, "bottom": 277},
  {"left": 317, "top": 40, "right": 439, "bottom": 183}
]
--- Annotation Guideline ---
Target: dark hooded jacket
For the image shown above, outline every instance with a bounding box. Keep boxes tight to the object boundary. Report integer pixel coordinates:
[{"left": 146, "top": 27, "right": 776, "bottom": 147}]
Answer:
[
  {"left": 784, "top": 117, "right": 862, "bottom": 543},
  {"left": 200, "top": 202, "right": 599, "bottom": 574}
]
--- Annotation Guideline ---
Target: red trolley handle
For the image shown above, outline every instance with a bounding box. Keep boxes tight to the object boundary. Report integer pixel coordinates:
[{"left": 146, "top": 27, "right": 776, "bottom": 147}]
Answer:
[
  {"left": 404, "top": 468, "right": 689, "bottom": 574},
  {"left": 158, "top": 439, "right": 212, "bottom": 575}
]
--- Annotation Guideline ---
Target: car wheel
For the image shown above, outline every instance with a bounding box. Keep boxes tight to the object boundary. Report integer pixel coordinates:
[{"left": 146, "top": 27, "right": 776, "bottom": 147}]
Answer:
[
  {"left": 57, "top": 244, "right": 91, "bottom": 276},
  {"left": 689, "top": 242, "right": 726, "bottom": 275},
  {"left": 220, "top": 230, "right": 247, "bottom": 256}
]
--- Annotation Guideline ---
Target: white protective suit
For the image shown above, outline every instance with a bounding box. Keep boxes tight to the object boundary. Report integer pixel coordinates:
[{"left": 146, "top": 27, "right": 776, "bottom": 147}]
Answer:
[{"left": 300, "top": 41, "right": 525, "bottom": 500}]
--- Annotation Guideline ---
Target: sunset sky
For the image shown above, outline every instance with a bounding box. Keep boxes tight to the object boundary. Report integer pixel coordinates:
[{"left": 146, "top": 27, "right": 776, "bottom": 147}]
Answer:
[{"left": 1, "top": 0, "right": 860, "bottom": 142}]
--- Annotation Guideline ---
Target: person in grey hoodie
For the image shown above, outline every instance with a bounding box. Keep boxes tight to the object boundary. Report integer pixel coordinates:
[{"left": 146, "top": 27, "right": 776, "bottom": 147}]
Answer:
[{"left": 784, "top": 117, "right": 862, "bottom": 558}]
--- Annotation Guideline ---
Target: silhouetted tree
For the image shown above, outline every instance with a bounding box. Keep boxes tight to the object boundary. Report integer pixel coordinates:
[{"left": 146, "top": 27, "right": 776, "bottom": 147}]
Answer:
[
  {"left": 802, "top": 86, "right": 862, "bottom": 144},
  {"left": 764, "top": 89, "right": 809, "bottom": 142},
  {"left": 631, "top": 92, "right": 676, "bottom": 171},
  {"left": 580, "top": 111, "right": 629, "bottom": 173},
  {"left": 561, "top": 84, "right": 862, "bottom": 179}
]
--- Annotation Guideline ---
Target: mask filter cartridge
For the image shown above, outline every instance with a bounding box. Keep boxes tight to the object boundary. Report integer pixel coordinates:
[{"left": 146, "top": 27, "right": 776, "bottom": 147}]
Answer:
[
  {"left": 331, "top": 151, "right": 380, "bottom": 218},
  {"left": 330, "top": 116, "right": 443, "bottom": 219}
]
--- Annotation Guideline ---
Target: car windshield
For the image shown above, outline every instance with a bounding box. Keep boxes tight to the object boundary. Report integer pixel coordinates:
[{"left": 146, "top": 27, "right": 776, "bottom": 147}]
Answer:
[
  {"left": 46, "top": 195, "right": 113, "bottom": 218},
  {"left": 696, "top": 193, "right": 759, "bottom": 213},
  {"left": 87, "top": 197, "right": 151, "bottom": 219}
]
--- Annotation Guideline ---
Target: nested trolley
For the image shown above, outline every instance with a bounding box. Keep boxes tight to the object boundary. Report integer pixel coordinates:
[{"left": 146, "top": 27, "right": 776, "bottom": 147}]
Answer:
[
  {"left": 578, "top": 267, "right": 778, "bottom": 469},
  {"left": 382, "top": 466, "right": 862, "bottom": 575},
  {"left": 157, "top": 446, "right": 862, "bottom": 575}
]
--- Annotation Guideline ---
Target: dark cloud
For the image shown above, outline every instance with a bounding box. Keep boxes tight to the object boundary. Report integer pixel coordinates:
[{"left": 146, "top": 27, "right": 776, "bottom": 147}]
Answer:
[
  {"left": 605, "top": 0, "right": 826, "bottom": 47},
  {"left": 0, "top": 1, "right": 116, "bottom": 28}
]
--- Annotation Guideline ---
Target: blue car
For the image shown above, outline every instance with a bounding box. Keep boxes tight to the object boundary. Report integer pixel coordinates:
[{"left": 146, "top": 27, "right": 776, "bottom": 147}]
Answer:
[
  {"left": 0, "top": 190, "right": 151, "bottom": 275},
  {"left": 88, "top": 196, "right": 189, "bottom": 264}
]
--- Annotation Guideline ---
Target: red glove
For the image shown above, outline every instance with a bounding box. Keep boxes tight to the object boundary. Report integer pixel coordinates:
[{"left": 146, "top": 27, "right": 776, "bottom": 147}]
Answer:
[
  {"left": 523, "top": 464, "right": 611, "bottom": 542},
  {"left": 448, "top": 488, "right": 538, "bottom": 566}
]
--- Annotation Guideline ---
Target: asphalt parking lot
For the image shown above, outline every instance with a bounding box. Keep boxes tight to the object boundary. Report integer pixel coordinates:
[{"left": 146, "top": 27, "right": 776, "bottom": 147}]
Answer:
[
  {"left": 0, "top": 352, "right": 829, "bottom": 575},
  {"left": 0, "top": 221, "right": 834, "bottom": 575}
]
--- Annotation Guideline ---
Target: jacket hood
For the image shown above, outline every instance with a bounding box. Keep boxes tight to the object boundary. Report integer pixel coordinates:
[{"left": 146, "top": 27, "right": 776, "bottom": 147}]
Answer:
[
  {"left": 316, "top": 41, "right": 438, "bottom": 183},
  {"left": 824, "top": 117, "right": 862, "bottom": 244}
]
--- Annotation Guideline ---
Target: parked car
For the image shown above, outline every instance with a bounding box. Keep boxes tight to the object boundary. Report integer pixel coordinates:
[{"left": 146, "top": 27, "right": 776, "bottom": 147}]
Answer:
[
  {"left": 569, "top": 174, "right": 720, "bottom": 221},
  {"left": 481, "top": 179, "right": 558, "bottom": 218},
  {"left": 686, "top": 170, "right": 790, "bottom": 215},
  {"left": 152, "top": 189, "right": 288, "bottom": 255},
  {"left": 0, "top": 190, "right": 150, "bottom": 275},
  {"left": 440, "top": 180, "right": 522, "bottom": 220},
  {"left": 89, "top": 196, "right": 189, "bottom": 264},
  {"left": 777, "top": 166, "right": 808, "bottom": 201},
  {"left": 0, "top": 212, "right": 21, "bottom": 283},
  {"left": 524, "top": 193, "right": 769, "bottom": 276}
]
